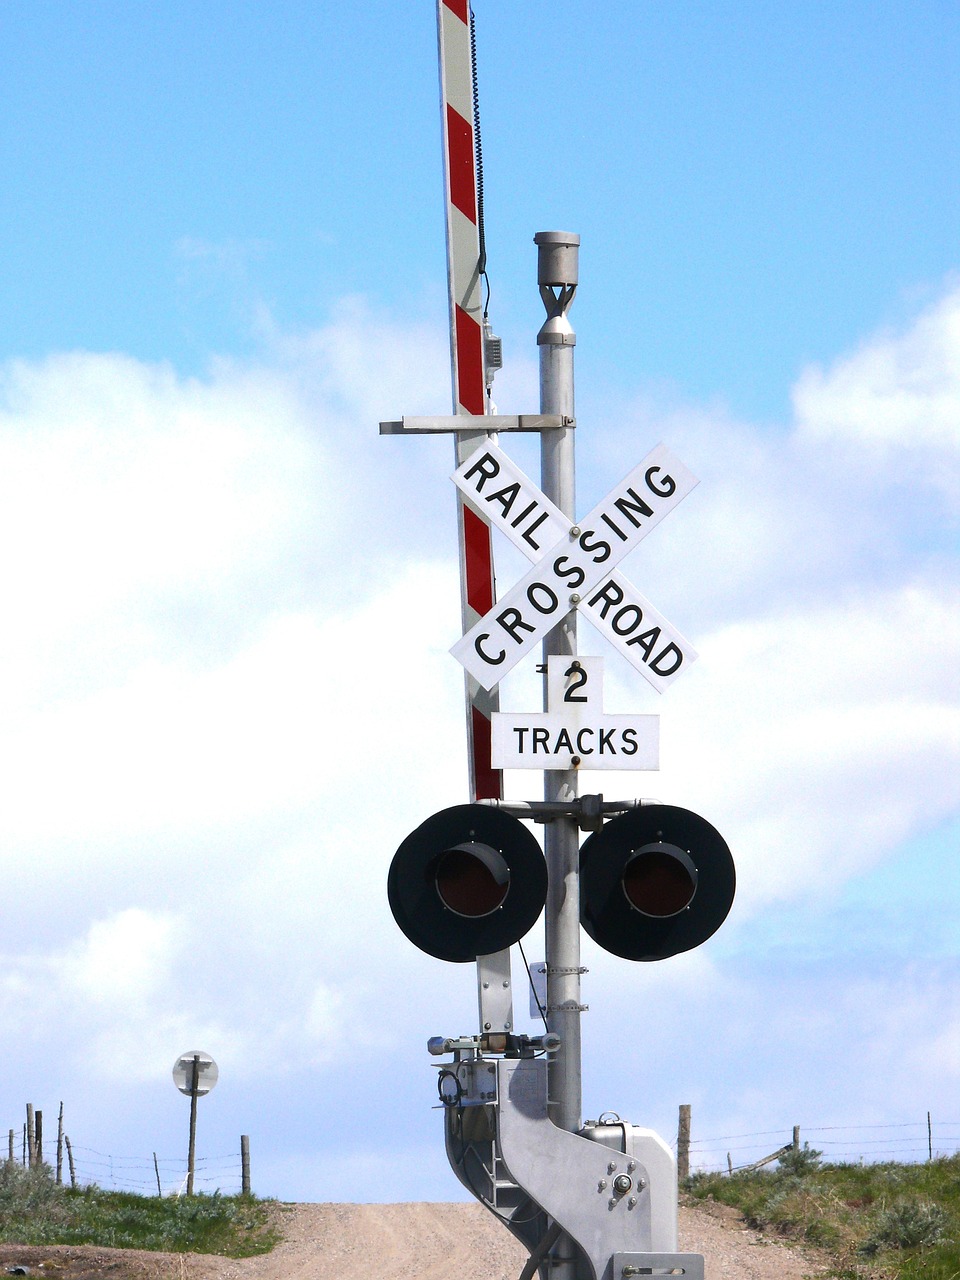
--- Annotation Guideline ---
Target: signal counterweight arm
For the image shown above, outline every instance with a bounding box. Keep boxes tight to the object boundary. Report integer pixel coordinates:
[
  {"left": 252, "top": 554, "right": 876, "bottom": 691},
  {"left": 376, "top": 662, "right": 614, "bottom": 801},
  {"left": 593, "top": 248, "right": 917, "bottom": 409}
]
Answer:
[{"left": 437, "top": 0, "right": 502, "bottom": 803}]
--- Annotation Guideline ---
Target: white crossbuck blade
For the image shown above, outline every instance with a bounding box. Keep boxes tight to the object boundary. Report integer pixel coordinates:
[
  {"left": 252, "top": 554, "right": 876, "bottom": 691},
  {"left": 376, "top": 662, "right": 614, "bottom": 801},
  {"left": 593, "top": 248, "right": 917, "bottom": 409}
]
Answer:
[{"left": 451, "top": 441, "right": 699, "bottom": 691}]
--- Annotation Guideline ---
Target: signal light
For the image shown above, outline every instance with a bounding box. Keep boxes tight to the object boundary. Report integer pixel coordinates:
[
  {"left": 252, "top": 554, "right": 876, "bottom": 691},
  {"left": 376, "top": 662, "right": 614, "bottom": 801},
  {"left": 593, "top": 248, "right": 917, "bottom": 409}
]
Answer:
[
  {"left": 579, "top": 804, "right": 734, "bottom": 961},
  {"left": 388, "top": 804, "right": 548, "bottom": 963}
]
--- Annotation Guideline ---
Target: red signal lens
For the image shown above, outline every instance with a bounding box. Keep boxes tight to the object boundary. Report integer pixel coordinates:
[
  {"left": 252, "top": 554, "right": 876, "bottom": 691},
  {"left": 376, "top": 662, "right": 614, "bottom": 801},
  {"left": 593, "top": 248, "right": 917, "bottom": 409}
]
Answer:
[
  {"left": 435, "top": 842, "right": 509, "bottom": 918},
  {"left": 623, "top": 844, "right": 697, "bottom": 918}
]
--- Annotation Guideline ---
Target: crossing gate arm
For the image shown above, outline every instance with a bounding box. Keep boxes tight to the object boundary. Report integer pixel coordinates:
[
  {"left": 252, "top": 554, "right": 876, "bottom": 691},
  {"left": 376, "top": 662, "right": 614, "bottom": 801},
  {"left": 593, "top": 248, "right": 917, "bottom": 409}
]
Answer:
[{"left": 437, "top": 0, "right": 502, "bottom": 802}]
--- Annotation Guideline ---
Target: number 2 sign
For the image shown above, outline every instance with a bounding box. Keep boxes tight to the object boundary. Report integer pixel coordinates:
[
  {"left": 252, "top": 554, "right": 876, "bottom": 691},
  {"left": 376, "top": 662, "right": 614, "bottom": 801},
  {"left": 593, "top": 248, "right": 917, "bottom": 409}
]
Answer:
[{"left": 491, "top": 656, "right": 659, "bottom": 771}]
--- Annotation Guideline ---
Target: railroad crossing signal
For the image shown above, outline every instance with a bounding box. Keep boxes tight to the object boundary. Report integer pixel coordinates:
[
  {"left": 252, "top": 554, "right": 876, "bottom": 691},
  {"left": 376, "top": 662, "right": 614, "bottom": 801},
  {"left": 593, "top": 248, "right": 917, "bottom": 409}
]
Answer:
[
  {"left": 579, "top": 805, "right": 735, "bottom": 961},
  {"left": 387, "top": 804, "right": 547, "bottom": 963},
  {"left": 451, "top": 441, "right": 698, "bottom": 691},
  {"left": 382, "top": 10, "right": 732, "bottom": 1279},
  {"left": 387, "top": 799, "right": 734, "bottom": 965}
]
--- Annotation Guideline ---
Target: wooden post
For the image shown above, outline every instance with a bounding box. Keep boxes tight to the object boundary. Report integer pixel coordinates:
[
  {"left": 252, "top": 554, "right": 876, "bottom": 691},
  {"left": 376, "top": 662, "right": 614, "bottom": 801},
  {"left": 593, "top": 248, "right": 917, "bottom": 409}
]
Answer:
[
  {"left": 7, "top": 1129, "right": 13, "bottom": 1164},
  {"left": 154, "top": 1152, "right": 162, "bottom": 1197},
  {"left": 25, "top": 1104, "right": 35, "bottom": 1168},
  {"left": 56, "top": 1103, "right": 64, "bottom": 1185},
  {"left": 792, "top": 1125, "right": 800, "bottom": 1151},
  {"left": 677, "top": 1104, "right": 691, "bottom": 1182},
  {"left": 241, "top": 1135, "right": 251, "bottom": 1196},
  {"left": 64, "top": 1135, "right": 77, "bottom": 1189},
  {"left": 928, "top": 1111, "right": 933, "bottom": 1161},
  {"left": 35, "top": 1110, "right": 43, "bottom": 1165},
  {"left": 726, "top": 1152, "right": 733, "bottom": 1175},
  {"left": 21, "top": 1124, "right": 26, "bottom": 1166},
  {"left": 186, "top": 1054, "right": 200, "bottom": 1196}
]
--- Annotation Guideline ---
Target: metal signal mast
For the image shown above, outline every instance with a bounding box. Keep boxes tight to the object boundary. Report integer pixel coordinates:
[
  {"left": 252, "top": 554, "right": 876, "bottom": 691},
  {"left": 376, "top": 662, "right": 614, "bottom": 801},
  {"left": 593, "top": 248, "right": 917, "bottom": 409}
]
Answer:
[{"left": 381, "top": 6, "right": 735, "bottom": 1279}]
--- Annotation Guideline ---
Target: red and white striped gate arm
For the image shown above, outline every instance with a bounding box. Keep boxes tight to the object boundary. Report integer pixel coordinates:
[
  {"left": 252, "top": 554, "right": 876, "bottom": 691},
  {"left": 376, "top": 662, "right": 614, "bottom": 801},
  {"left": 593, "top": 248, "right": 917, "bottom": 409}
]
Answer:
[{"left": 437, "top": 0, "right": 502, "bottom": 802}]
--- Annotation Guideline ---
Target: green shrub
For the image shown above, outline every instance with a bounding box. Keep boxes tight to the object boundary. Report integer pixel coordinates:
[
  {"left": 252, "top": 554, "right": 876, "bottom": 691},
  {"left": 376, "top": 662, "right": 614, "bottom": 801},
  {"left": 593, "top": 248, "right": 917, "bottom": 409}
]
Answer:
[
  {"left": 777, "top": 1142, "right": 823, "bottom": 1175},
  {"left": 0, "top": 1160, "right": 70, "bottom": 1237},
  {"left": 0, "top": 1163, "right": 277, "bottom": 1256},
  {"left": 860, "top": 1199, "right": 948, "bottom": 1253},
  {"left": 684, "top": 1153, "right": 960, "bottom": 1277}
]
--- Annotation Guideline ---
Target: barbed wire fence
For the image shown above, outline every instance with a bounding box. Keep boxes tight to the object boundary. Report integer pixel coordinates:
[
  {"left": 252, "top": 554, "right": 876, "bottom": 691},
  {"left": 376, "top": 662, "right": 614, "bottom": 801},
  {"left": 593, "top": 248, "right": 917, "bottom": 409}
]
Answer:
[
  {"left": 8, "top": 1102, "right": 960, "bottom": 1195},
  {"left": 676, "top": 1111, "right": 960, "bottom": 1175},
  {"left": 60, "top": 1145, "right": 246, "bottom": 1196},
  {"left": 5, "top": 1101, "right": 250, "bottom": 1197}
]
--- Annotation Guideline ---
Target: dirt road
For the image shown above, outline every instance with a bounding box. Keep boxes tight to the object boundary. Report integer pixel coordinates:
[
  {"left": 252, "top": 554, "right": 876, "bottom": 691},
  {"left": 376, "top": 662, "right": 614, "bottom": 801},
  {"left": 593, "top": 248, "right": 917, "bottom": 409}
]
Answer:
[{"left": 0, "top": 1200, "right": 827, "bottom": 1280}]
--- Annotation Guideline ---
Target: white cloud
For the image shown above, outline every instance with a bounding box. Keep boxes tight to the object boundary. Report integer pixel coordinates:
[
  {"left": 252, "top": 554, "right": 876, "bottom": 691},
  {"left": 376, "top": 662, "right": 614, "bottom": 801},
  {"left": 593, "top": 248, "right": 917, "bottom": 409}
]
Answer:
[
  {"left": 654, "top": 578, "right": 959, "bottom": 909},
  {"left": 65, "top": 908, "right": 182, "bottom": 1005},
  {"left": 793, "top": 282, "right": 960, "bottom": 455},
  {"left": 0, "top": 281, "right": 956, "bottom": 1196}
]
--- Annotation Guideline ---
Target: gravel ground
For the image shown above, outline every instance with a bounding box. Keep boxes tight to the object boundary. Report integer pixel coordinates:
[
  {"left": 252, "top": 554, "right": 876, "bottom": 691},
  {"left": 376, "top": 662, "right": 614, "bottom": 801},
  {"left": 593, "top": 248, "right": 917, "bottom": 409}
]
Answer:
[{"left": 0, "top": 1201, "right": 829, "bottom": 1280}]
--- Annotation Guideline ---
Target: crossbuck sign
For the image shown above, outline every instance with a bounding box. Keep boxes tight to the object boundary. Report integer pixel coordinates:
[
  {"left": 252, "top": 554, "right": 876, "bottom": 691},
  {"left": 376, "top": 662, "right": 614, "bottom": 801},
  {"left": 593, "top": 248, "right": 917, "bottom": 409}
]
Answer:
[{"left": 451, "top": 442, "right": 698, "bottom": 691}]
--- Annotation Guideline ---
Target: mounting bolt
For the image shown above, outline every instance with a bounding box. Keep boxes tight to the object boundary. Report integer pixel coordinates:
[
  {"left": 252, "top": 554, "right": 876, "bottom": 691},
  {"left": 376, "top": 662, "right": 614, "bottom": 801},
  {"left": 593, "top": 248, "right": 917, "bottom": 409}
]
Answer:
[
  {"left": 597, "top": 1179, "right": 607, "bottom": 1192},
  {"left": 607, "top": 1162, "right": 617, "bottom": 1174},
  {"left": 570, "top": 526, "right": 581, "bottom": 537},
  {"left": 628, "top": 1197, "right": 637, "bottom": 1209},
  {"left": 570, "top": 593, "right": 581, "bottom": 605},
  {"left": 613, "top": 1175, "right": 633, "bottom": 1195}
]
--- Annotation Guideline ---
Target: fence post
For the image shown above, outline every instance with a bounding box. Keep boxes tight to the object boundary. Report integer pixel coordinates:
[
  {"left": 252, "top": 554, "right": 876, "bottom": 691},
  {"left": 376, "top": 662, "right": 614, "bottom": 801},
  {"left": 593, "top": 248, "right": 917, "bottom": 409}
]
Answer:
[
  {"left": 677, "top": 1104, "right": 691, "bottom": 1182},
  {"left": 36, "top": 1110, "right": 43, "bottom": 1165},
  {"left": 241, "top": 1135, "right": 251, "bottom": 1196},
  {"left": 928, "top": 1111, "right": 933, "bottom": 1161},
  {"left": 154, "top": 1152, "right": 162, "bottom": 1197},
  {"left": 7, "top": 1130, "right": 13, "bottom": 1164},
  {"left": 792, "top": 1126, "right": 800, "bottom": 1152},
  {"left": 56, "top": 1103, "right": 64, "bottom": 1185},
  {"left": 25, "top": 1105, "right": 35, "bottom": 1168},
  {"left": 64, "top": 1135, "right": 77, "bottom": 1189}
]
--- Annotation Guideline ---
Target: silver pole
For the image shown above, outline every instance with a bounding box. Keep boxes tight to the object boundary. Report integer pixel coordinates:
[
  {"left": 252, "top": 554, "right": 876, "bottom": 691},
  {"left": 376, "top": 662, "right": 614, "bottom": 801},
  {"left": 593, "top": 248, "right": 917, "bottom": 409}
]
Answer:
[{"left": 535, "top": 231, "right": 582, "bottom": 1142}]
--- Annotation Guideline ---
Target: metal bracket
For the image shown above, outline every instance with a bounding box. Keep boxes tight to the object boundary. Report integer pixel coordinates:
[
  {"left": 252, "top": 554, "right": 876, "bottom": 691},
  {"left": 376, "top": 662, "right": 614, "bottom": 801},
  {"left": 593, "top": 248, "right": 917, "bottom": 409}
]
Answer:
[
  {"left": 616, "top": 1255, "right": 704, "bottom": 1279},
  {"left": 478, "top": 949, "right": 513, "bottom": 1034},
  {"left": 477, "top": 794, "right": 660, "bottom": 830},
  {"left": 379, "top": 414, "right": 573, "bottom": 435}
]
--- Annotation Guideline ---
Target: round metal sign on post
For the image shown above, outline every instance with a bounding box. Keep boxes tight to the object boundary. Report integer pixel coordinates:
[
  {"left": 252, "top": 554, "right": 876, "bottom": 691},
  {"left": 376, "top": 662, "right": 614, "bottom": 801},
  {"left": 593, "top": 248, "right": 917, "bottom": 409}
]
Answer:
[{"left": 172, "top": 1051, "right": 219, "bottom": 1097}]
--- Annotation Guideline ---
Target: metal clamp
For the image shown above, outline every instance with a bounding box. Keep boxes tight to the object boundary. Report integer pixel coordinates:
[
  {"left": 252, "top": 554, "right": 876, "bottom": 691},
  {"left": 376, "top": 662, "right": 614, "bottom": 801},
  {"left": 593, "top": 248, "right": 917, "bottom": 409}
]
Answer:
[
  {"left": 428, "top": 1032, "right": 561, "bottom": 1058},
  {"left": 477, "top": 795, "right": 661, "bottom": 831}
]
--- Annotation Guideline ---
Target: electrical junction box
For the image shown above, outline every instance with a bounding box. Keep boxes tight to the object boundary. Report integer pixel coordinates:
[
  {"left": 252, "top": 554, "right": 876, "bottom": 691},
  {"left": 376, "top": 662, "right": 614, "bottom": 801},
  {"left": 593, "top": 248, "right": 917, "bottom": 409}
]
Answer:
[{"left": 580, "top": 1115, "right": 680, "bottom": 1254}]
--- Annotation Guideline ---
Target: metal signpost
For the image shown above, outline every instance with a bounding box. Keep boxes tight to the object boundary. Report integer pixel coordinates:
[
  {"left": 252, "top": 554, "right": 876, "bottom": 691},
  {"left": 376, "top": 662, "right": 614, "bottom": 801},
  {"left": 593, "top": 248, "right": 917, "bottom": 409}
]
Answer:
[
  {"left": 172, "top": 1050, "right": 218, "bottom": 1196},
  {"left": 381, "top": 6, "right": 736, "bottom": 1279}
]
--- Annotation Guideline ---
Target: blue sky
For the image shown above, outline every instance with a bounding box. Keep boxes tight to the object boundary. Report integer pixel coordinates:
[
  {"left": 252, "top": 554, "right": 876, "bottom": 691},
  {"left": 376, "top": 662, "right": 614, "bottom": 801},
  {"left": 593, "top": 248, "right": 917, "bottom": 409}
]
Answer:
[
  {"left": 0, "top": 1, "right": 958, "bottom": 1202},
  {"left": 4, "top": 1, "right": 957, "bottom": 417}
]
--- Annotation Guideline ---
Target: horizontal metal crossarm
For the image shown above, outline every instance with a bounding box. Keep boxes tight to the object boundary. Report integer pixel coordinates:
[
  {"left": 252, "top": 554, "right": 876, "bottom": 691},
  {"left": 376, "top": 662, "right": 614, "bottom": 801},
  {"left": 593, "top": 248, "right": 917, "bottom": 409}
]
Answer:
[
  {"left": 379, "top": 414, "right": 572, "bottom": 435},
  {"left": 476, "top": 795, "right": 660, "bottom": 828}
]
